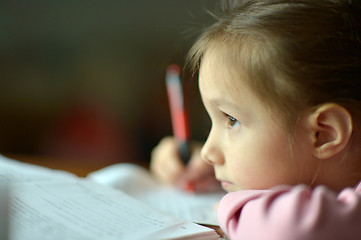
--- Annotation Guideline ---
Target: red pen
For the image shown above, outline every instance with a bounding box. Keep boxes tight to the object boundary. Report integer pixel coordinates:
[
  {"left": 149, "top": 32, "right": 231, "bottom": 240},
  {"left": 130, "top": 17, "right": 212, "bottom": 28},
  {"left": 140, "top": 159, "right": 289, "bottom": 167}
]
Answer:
[{"left": 166, "top": 64, "right": 191, "bottom": 165}]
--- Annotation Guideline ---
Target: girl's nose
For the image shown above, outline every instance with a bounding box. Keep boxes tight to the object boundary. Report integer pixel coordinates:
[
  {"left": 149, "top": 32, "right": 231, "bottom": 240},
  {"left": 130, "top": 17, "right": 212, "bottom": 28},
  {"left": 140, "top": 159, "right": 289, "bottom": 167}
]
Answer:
[{"left": 200, "top": 131, "right": 224, "bottom": 165}]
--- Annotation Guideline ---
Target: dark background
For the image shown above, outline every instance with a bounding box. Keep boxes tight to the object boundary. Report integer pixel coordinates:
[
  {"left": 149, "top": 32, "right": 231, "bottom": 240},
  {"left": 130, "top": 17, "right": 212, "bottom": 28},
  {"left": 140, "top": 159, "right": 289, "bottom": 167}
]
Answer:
[{"left": 0, "top": 0, "right": 218, "bottom": 167}]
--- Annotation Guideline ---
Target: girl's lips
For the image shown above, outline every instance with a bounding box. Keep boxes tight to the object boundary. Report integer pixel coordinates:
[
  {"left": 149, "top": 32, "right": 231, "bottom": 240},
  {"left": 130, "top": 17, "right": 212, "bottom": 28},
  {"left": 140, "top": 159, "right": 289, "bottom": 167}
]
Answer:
[{"left": 219, "top": 180, "right": 233, "bottom": 190}]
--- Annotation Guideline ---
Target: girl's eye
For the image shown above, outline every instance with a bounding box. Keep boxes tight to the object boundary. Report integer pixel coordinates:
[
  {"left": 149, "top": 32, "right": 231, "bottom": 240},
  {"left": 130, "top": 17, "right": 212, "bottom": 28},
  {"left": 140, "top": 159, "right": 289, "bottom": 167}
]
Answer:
[{"left": 227, "top": 115, "right": 240, "bottom": 128}]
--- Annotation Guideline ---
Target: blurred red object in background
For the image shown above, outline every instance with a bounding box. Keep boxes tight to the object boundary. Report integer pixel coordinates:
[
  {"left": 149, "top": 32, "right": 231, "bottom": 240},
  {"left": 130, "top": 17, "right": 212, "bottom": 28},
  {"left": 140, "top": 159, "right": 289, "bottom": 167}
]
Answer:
[{"left": 40, "top": 98, "right": 138, "bottom": 166}]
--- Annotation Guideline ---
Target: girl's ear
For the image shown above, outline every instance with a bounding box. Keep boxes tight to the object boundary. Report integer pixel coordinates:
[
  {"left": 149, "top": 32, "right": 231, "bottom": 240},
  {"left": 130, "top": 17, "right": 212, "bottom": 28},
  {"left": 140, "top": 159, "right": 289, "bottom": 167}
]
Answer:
[{"left": 307, "top": 104, "right": 353, "bottom": 159}]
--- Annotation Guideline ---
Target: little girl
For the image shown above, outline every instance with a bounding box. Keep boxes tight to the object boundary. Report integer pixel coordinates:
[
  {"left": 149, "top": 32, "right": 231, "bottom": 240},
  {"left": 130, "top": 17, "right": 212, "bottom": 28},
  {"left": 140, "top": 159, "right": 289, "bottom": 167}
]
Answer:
[{"left": 151, "top": 0, "right": 361, "bottom": 239}]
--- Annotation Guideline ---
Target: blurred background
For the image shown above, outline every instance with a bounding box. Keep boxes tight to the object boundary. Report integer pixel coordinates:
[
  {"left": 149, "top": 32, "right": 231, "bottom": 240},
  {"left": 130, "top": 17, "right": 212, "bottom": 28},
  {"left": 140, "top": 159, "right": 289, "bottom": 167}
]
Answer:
[{"left": 0, "top": 0, "right": 218, "bottom": 170}]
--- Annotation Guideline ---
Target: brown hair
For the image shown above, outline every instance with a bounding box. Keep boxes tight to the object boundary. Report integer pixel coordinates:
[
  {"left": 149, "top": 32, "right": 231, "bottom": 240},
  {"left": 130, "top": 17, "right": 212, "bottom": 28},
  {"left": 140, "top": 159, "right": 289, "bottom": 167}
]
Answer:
[{"left": 187, "top": 0, "right": 361, "bottom": 132}]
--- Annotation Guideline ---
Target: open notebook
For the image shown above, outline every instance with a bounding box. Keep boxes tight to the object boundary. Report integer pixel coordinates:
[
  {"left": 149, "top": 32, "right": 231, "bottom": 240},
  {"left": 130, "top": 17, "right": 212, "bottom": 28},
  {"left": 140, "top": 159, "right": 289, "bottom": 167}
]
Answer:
[
  {"left": 87, "top": 163, "right": 225, "bottom": 225},
  {"left": 0, "top": 154, "right": 223, "bottom": 240}
]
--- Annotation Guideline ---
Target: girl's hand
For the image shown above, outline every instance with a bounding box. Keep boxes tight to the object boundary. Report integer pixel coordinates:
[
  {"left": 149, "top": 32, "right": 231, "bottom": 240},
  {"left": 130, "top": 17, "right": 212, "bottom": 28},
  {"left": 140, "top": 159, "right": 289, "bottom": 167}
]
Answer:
[{"left": 150, "top": 136, "right": 221, "bottom": 192}]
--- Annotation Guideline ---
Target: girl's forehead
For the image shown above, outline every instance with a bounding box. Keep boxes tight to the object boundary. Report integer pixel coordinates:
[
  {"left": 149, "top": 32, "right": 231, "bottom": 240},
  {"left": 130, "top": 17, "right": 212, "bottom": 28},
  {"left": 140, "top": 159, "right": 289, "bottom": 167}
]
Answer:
[{"left": 199, "top": 48, "right": 250, "bottom": 97}]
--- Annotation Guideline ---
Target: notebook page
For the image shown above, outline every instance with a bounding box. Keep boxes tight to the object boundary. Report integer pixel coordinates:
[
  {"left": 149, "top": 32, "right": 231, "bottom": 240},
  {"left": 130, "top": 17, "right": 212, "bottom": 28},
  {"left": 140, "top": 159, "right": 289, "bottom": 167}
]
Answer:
[
  {"left": 0, "top": 154, "right": 77, "bottom": 184},
  {"left": 0, "top": 155, "right": 218, "bottom": 239},
  {"left": 8, "top": 180, "right": 217, "bottom": 240},
  {"left": 0, "top": 184, "right": 9, "bottom": 240},
  {"left": 87, "top": 163, "right": 225, "bottom": 225}
]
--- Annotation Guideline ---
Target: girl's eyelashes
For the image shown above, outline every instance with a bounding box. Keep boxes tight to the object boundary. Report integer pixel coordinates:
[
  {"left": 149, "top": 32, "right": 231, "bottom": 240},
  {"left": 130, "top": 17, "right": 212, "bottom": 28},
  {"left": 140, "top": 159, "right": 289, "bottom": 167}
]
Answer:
[{"left": 223, "top": 112, "right": 241, "bottom": 128}]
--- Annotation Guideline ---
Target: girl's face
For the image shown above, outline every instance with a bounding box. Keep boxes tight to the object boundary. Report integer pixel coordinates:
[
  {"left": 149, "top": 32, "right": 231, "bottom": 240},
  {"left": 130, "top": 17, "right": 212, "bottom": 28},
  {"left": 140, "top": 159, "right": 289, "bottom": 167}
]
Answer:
[{"left": 199, "top": 50, "right": 316, "bottom": 192}]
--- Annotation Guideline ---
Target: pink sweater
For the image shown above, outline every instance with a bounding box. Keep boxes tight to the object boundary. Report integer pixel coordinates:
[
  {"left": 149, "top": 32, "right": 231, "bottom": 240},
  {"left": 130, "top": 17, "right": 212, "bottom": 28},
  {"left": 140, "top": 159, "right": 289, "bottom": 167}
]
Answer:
[{"left": 217, "top": 183, "right": 361, "bottom": 240}]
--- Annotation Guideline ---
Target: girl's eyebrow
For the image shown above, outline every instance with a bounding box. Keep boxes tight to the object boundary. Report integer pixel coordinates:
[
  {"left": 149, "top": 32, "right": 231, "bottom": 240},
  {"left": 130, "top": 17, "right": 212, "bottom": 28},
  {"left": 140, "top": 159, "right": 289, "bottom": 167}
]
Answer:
[
  {"left": 208, "top": 98, "right": 229, "bottom": 108},
  {"left": 208, "top": 97, "right": 250, "bottom": 118},
  {"left": 208, "top": 97, "right": 240, "bottom": 109}
]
